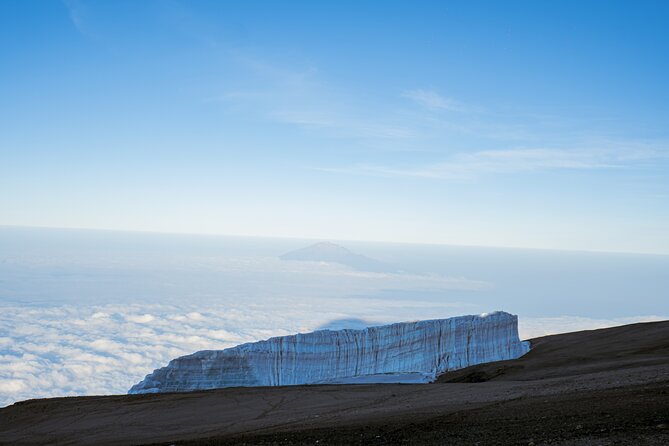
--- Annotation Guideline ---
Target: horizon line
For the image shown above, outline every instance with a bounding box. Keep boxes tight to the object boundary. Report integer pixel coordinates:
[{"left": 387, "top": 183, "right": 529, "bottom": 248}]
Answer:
[{"left": 1, "top": 224, "right": 667, "bottom": 258}]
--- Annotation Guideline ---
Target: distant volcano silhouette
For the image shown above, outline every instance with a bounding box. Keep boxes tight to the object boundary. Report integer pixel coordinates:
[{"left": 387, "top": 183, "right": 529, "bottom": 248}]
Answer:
[{"left": 279, "top": 242, "right": 392, "bottom": 273}]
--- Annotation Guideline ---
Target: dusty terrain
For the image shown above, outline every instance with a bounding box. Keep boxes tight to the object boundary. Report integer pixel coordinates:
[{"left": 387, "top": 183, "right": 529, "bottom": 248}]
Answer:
[{"left": 1, "top": 320, "right": 668, "bottom": 445}]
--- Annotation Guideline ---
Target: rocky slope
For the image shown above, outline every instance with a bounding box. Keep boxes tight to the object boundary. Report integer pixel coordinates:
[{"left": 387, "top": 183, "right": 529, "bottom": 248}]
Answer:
[{"left": 129, "top": 311, "right": 529, "bottom": 394}]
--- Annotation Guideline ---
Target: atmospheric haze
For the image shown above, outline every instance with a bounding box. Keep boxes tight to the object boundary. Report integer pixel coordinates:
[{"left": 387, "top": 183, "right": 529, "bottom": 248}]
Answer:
[{"left": 1, "top": 226, "right": 667, "bottom": 407}]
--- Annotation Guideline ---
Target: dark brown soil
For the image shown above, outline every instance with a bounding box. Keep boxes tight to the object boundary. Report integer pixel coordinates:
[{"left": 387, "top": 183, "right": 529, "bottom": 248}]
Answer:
[{"left": 1, "top": 321, "right": 668, "bottom": 446}]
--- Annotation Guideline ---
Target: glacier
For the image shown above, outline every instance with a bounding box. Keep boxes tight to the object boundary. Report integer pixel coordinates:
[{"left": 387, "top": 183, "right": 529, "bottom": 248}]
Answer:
[{"left": 129, "top": 311, "right": 530, "bottom": 394}]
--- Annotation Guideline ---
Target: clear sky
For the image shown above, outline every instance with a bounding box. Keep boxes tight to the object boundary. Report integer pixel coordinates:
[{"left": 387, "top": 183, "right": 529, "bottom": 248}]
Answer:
[{"left": 1, "top": 0, "right": 668, "bottom": 254}]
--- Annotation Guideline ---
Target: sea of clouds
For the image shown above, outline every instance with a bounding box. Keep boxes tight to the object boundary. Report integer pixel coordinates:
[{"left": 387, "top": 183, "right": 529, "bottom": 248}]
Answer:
[
  {"left": 2, "top": 300, "right": 664, "bottom": 407},
  {"left": 1, "top": 228, "right": 667, "bottom": 407}
]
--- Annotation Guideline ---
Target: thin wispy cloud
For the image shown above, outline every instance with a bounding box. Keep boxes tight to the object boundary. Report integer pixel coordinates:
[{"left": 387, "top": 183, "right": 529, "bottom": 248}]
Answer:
[
  {"left": 318, "top": 146, "right": 669, "bottom": 180},
  {"left": 210, "top": 51, "right": 421, "bottom": 141},
  {"left": 402, "top": 89, "right": 479, "bottom": 113},
  {"left": 270, "top": 110, "right": 417, "bottom": 139},
  {"left": 63, "top": 0, "right": 87, "bottom": 36},
  {"left": 211, "top": 43, "right": 632, "bottom": 153}
]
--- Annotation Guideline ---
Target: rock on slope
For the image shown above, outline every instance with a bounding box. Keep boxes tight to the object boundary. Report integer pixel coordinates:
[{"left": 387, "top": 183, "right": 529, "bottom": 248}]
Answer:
[{"left": 129, "top": 311, "right": 529, "bottom": 394}]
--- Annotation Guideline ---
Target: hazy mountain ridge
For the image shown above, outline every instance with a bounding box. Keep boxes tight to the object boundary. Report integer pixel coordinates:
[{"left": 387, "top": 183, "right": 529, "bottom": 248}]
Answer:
[{"left": 279, "top": 242, "right": 394, "bottom": 273}]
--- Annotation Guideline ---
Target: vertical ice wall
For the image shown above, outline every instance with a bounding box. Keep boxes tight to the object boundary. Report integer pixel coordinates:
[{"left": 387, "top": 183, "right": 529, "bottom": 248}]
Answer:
[{"left": 129, "top": 311, "right": 529, "bottom": 394}]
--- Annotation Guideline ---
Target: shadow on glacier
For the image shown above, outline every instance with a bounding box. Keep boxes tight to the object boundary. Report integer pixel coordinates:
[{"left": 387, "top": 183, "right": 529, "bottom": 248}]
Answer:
[{"left": 317, "top": 318, "right": 382, "bottom": 331}]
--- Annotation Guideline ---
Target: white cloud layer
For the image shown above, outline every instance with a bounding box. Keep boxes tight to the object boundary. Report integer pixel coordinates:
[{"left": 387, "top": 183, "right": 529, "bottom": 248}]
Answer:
[
  {"left": 0, "top": 303, "right": 294, "bottom": 407},
  {"left": 1, "top": 301, "right": 664, "bottom": 407}
]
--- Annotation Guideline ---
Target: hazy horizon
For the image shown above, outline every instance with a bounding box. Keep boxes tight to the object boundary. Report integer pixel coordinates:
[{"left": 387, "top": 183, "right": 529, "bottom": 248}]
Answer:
[
  {"left": 5, "top": 224, "right": 669, "bottom": 257},
  {"left": 1, "top": 226, "right": 667, "bottom": 406}
]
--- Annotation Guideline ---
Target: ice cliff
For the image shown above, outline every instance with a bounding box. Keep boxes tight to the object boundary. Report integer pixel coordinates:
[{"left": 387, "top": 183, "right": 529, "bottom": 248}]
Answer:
[{"left": 129, "top": 311, "right": 530, "bottom": 394}]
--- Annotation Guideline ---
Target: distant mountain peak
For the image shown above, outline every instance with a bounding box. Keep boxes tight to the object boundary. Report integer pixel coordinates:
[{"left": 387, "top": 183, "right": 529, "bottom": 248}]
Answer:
[
  {"left": 279, "top": 242, "right": 390, "bottom": 272},
  {"left": 298, "top": 241, "right": 353, "bottom": 254}
]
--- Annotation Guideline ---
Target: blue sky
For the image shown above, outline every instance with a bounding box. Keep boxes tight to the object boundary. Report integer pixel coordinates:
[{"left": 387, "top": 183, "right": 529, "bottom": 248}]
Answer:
[{"left": 1, "top": 0, "right": 668, "bottom": 253}]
